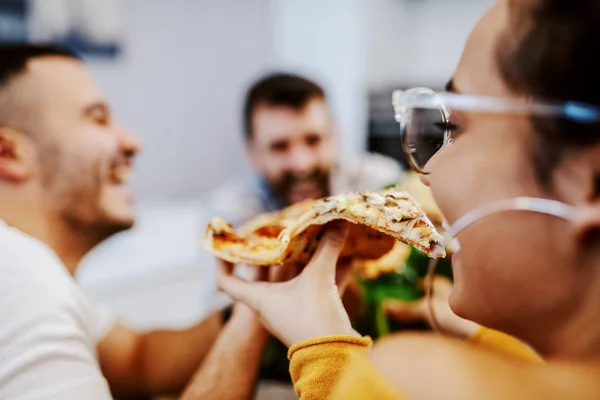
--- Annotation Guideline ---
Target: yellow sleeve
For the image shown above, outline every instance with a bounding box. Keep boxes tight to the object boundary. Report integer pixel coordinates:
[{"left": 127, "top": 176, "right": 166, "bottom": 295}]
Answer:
[
  {"left": 288, "top": 329, "right": 541, "bottom": 400},
  {"left": 288, "top": 335, "right": 404, "bottom": 400},
  {"left": 468, "top": 326, "right": 543, "bottom": 363}
]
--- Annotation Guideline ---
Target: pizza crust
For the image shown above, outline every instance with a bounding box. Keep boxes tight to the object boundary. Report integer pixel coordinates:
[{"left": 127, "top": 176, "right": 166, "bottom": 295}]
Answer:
[
  {"left": 204, "top": 189, "right": 445, "bottom": 266},
  {"left": 396, "top": 172, "right": 444, "bottom": 225},
  {"left": 354, "top": 241, "right": 412, "bottom": 279}
]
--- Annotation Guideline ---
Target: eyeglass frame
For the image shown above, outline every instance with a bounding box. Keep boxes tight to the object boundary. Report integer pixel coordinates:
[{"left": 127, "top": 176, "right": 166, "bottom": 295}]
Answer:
[
  {"left": 390, "top": 88, "right": 596, "bottom": 332},
  {"left": 391, "top": 87, "right": 600, "bottom": 174}
]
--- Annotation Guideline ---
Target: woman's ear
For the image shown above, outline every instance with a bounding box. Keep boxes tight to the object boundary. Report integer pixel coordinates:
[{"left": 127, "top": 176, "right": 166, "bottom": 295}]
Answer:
[
  {"left": 0, "top": 128, "right": 33, "bottom": 183},
  {"left": 552, "top": 144, "right": 600, "bottom": 244},
  {"left": 571, "top": 200, "right": 600, "bottom": 243},
  {"left": 570, "top": 171, "right": 600, "bottom": 244}
]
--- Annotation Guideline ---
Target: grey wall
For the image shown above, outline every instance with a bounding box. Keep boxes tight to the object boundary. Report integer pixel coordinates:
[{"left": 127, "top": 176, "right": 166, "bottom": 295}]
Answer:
[
  {"left": 366, "top": 0, "right": 494, "bottom": 88},
  {"left": 87, "top": 0, "right": 271, "bottom": 200}
]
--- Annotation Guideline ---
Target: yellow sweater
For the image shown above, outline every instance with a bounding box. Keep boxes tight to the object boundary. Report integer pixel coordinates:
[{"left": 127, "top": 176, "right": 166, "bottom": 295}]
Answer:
[{"left": 288, "top": 327, "right": 542, "bottom": 400}]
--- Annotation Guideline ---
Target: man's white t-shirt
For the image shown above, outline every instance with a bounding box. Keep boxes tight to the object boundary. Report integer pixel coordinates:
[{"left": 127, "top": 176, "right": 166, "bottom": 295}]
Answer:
[{"left": 0, "top": 220, "right": 115, "bottom": 399}]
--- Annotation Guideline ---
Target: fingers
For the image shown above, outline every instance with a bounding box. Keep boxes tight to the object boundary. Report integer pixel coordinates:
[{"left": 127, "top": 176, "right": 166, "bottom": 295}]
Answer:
[
  {"left": 217, "top": 272, "right": 269, "bottom": 311},
  {"left": 383, "top": 298, "right": 428, "bottom": 322},
  {"left": 288, "top": 263, "right": 304, "bottom": 280},
  {"left": 253, "top": 266, "right": 269, "bottom": 282},
  {"left": 216, "top": 257, "right": 270, "bottom": 282},
  {"left": 216, "top": 257, "right": 271, "bottom": 309},
  {"left": 335, "top": 259, "right": 354, "bottom": 295},
  {"left": 269, "top": 264, "right": 288, "bottom": 283},
  {"left": 269, "top": 262, "right": 303, "bottom": 283},
  {"left": 305, "top": 222, "right": 350, "bottom": 276},
  {"left": 217, "top": 258, "right": 234, "bottom": 276}
]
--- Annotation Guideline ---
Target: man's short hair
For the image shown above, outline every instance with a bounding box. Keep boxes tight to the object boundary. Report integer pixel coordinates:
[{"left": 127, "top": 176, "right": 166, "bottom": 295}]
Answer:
[
  {"left": 0, "top": 44, "right": 80, "bottom": 129},
  {"left": 0, "top": 44, "right": 79, "bottom": 88},
  {"left": 242, "top": 72, "right": 326, "bottom": 140}
]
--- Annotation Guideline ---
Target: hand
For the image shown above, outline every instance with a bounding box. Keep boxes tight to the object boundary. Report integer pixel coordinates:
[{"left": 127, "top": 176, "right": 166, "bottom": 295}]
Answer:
[
  {"left": 217, "top": 222, "right": 360, "bottom": 347},
  {"left": 223, "top": 261, "right": 272, "bottom": 334},
  {"left": 383, "top": 275, "right": 479, "bottom": 339}
]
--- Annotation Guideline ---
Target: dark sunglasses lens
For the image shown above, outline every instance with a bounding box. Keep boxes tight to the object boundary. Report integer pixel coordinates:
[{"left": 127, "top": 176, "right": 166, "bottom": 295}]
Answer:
[{"left": 401, "top": 106, "right": 447, "bottom": 171}]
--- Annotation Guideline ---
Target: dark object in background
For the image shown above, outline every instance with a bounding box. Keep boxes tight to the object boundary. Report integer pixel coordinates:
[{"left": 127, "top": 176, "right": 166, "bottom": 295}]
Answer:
[
  {"left": 260, "top": 338, "right": 293, "bottom": 383},
  {"left": 51, "top": 30, "right": 120, "bottom": 59},
  {"left": 0, "top": 0, "right": 28, "bottom": 42},
  {"left": 367, "top": 86, "right": 445, "bottom": 169},
  {"left": 0, "top": 0, "right": 121, "bottom": 59}
]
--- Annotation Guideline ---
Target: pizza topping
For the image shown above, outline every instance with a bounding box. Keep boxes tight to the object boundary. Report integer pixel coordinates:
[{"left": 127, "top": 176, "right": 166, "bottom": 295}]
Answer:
[
  {"left": 253, "top": 225, "right": 284, "bottom": 239},
  {"left": 204, "top": 188, "right": 446, "bottom": 266},
  {"left": 367, "top": 192, "right": 386, "bottom": 205}
]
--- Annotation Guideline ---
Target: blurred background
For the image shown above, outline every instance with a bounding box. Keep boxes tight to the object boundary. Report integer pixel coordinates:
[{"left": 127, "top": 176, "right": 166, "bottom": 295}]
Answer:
[{"left": 0, "top": 0, "right": 491, "bottom": 331}]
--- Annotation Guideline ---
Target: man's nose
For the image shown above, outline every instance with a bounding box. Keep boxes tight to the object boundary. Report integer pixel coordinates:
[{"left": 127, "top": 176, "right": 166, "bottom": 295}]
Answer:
[
  {"left": 288, "top": 145, "right": 317, "bottom": 174},
  {"left": 116, "top": 125, "right": 142, "bottom": 158}
]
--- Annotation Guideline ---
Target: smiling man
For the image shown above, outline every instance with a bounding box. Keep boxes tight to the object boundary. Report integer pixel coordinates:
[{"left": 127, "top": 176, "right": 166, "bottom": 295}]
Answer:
[
  {"left": 0, "top": 44, "right": 265, "bottom": 400},
  {"left": 206, "top": 73, "right": 403, "bottom": 227}
]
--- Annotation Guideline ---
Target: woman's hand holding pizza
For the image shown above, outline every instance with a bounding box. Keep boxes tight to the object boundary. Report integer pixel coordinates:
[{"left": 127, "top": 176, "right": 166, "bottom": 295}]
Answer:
[{"left": 216, "top": 222, "right": 360, "bottom": 347}]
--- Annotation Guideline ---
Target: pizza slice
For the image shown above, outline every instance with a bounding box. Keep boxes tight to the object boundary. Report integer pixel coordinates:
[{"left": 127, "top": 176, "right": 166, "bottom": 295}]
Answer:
[{"left": 204, "top": 189, "right": 445, "bottom": 266}]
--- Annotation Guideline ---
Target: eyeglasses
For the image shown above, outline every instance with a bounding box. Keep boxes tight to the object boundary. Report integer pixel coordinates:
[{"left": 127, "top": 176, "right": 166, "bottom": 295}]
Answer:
[{"left": 391, "top": 87, "right": 600, "bottom": 173}]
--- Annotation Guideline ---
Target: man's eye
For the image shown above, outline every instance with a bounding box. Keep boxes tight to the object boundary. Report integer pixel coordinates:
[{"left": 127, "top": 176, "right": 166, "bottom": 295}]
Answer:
[
  {"left": 92, "top": 113, "right": 110, "bottom": 126},
  {"left": 306, "top": 135, "right": 321, "bottom": 146},
  {"left": 270, "top": 142, "right": 288, "bottom": 152},
  {"left": 96, "top": 117, "right": 109, "bottom": 126}
]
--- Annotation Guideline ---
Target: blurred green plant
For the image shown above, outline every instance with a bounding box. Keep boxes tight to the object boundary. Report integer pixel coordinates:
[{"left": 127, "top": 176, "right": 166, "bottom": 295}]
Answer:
[{"left": 357, "top": 245, "right": 453, "bottom": 338}]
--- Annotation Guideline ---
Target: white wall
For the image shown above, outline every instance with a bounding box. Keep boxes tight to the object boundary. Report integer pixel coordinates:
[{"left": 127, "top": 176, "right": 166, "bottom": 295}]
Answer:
[
  {"left": 87, "top": 0, "right": 271, "bottom": 201},
  {"left": 268, "top": 0, "right": 369, "bottom": 160},
  {"left": 366, "top": 0, "right": 494, "bottom": 89}
]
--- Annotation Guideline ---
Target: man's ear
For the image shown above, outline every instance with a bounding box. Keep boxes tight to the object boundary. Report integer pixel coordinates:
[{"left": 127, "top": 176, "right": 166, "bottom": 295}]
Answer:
[{"left": 0, "top": 128, "right": 33, "bottom": 183}]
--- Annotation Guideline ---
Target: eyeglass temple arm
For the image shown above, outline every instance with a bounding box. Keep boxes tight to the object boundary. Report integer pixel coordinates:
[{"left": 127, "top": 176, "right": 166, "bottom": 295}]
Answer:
[
  {"left": 392, "top": 90, "right": 600, "bottom": 124},
  {"left": 443, "top": 197, "right": 575, "bottom": 248}
]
